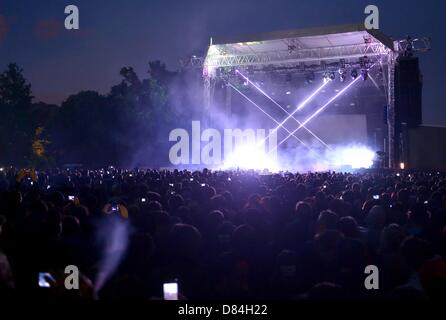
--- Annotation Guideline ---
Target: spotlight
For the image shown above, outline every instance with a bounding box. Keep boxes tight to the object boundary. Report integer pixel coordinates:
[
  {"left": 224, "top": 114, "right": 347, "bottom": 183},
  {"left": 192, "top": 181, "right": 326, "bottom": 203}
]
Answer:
[
  {"left": 323, "top": 72, "right": 335, "bottom": 83},
  {"left": 323, "top": 72, "right": 330, "bottom": 83},
  {"left": 404, "top": 36, "right": 414, "bottom": 57},
  {"left": 361, "top": 69, "right": 368, "bottom": 81},
  {"left": 338, "top": 69, "right": 347, "bottom": 82},
  {"left": 351, "top": 69, "right": 358, "bottom": 79}
]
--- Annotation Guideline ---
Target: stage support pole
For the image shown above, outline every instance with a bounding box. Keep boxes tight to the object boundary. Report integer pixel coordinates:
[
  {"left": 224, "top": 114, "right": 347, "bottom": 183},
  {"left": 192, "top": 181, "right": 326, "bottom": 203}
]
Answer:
[
  {"left": 387, "top": 51, "right": 397, "bottom": 168},
  {"left": 401, "top": 122, "right": 409, "bottom": 168},
  {"left": 203, "top": 76, "right": 210, "bottom": 129},
  {"left": 225, "top": 84, "right": 232, "bottom": 121}
]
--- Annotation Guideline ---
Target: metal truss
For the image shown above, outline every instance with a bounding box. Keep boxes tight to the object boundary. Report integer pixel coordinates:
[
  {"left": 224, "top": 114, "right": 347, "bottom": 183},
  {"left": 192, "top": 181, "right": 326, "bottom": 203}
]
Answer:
[
  {"left": 386, "top": 52, "right": 397, "bottom": 169},
  {"left": 184, "top": 37, "right": 430, "bottom": 72},
  {"left": 180, "top": 56, "right": 204, "bottom": 69},
  {"left": 395, "top": 37, "right": 431, "bottom": 53},
  {"left": 197, "top": 34, "right": 430, "bottom": 168},
  {"left": 224, "top": 59, "right": 381, "bottom": 76},
  {"left": 204, "top": 42, "right": 390, "bottom": 72},
  {"left": 203, "top": 76, "right": 213, "bottom": 128}
]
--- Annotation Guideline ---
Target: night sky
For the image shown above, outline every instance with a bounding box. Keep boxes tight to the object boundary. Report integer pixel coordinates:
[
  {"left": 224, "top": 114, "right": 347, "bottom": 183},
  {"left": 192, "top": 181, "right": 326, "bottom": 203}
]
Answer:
[{"left": 1, "top": 0, "right": 445, "bottom": 125}]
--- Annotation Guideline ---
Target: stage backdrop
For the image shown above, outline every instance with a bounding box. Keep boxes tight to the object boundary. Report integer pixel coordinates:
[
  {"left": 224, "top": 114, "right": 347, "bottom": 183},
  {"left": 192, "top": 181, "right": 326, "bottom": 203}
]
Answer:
[{"left": 275, "top": 114, "right": 368, "bottom": 147}]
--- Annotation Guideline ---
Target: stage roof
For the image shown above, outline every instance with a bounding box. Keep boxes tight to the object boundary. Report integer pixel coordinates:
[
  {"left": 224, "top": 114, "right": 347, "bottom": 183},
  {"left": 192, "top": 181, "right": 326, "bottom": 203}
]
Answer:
[
  {"left": 204, "top": 24, "right": 394, "bottom": 72},
  {"left": 212, "top": 23, "right": 394, "bottom": 52}
]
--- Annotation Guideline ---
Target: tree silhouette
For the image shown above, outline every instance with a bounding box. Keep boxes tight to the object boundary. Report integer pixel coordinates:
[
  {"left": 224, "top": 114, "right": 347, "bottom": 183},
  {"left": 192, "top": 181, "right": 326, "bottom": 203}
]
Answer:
[
  {"left": 48, "top": 90, "right": 111, "bottom": 166},
  {"left": 0, "top": 60, "right": 189, "bottom": 167},
  {"left": 0, "top": 63, "right": 34, "bottom": 165},
  {"left": 0, "top": 63, "right": 32, "bottom": 107}
]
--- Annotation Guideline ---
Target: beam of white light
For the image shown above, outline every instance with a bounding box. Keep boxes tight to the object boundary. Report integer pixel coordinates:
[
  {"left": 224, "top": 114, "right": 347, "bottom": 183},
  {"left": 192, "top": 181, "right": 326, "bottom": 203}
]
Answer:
[
  {"left": 236, "top": 70, "right": 330, "bottom": 149},
  {"left": 270, "top": 75, "right": 362, "bottom": 153},
  {"left": 282, "top": 62, "right": 377, "bottom": 145},
  {"left": 261, "top": 80, "right": 329, "bottom": 146},
  {"left": 297, "top": 82, "right": 329, "bottom": 110},
  {"left": 368, "top": 74, "right": 381, "bottom": 92},
  {"left": 228, "top": 83, "right": 311, "bottom": 150}
]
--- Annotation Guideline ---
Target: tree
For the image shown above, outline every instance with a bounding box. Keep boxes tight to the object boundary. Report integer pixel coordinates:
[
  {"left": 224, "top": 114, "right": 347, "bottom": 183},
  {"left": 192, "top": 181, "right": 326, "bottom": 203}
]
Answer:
[
  {"left": 107, "top": 63, "right": 176, "bottom": 166},
  {"left": 48, "top": 90, "right": 112, "bottom": 166},
  {"left": 0, "top": 60, "right": 184, "bottom": 167},
  {"left": 148, "top": 60, "right": 175, "bottom": 86},
  {"left": 0, "top": 63, "right": 32, "bottom": 107},
  {"left": 0, "top": 63, "right": 34, "bottom": 165},
  {"left": 28, "top": 102, "right": 58, "bottom": 167}
]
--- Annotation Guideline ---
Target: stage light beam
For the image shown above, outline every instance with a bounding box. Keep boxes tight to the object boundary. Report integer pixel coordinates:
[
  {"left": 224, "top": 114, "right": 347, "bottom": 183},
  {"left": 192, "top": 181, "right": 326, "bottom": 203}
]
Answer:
[
  {"left": 260, "top": 80, "right": 329, "bottom": 146},
  {"left": 271, "top": 75, "right": 362, "bottom": 153},
  {"left": 271, "top": 63, "right": 378, "bottom": 152},
  {"left": 236, "top": 70, "right": 330, "bottom": 149},
  {"left": 228, "top": 83, "right": 311, "bottom": 150}
]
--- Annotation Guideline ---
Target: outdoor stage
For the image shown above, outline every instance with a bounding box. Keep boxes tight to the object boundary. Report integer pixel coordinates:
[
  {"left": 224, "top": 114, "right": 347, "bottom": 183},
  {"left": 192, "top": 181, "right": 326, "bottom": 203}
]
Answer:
[{"left": 180, "top": 24, "right": 430, "bottom": 171}]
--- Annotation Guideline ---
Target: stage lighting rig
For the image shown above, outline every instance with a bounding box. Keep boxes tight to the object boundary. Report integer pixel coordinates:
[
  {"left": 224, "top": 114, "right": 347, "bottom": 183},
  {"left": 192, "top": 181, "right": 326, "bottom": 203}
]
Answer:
[
  {"left": 324, "top": 71, "right": 335, "bottom": 82},
  {"left": 360, "top": 56, "right": 370, "bottom": 69},
  {"left": 323, "top": 72, "right": 329, "bottom": 83},
  {"left": 363, "top": 36, "right": 372, "bottom": 44},
  {"left": 361, "top": 69, "right": 368, "bottom": 81},
  {"left": 404, "top": 36, "right": 414, "bottom": 57},
  {"left": 339, "top": 69, "right": 347, "bottom": 82}
]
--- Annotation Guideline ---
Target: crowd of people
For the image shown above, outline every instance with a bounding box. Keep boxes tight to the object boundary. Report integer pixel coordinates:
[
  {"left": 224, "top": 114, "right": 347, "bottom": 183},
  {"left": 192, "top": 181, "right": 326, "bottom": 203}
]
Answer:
[{"left": 0, "top": 167, "right": 445, "bottom": 299}]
